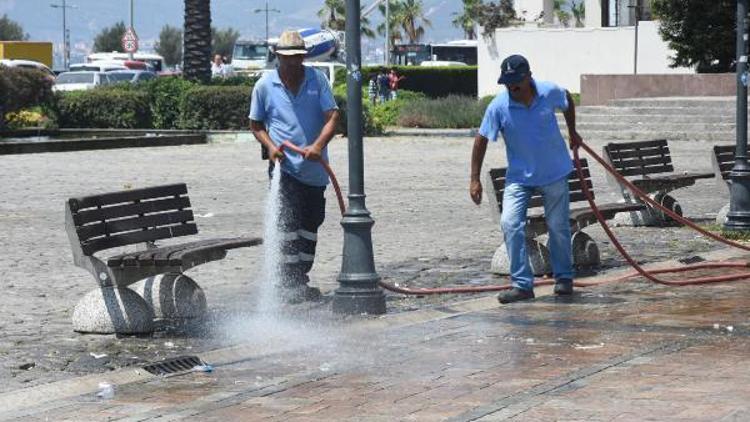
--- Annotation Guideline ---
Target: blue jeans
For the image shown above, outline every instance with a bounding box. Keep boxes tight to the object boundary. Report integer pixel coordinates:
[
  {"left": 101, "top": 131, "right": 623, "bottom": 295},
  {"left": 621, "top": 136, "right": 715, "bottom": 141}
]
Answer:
[{"left": 500, "top": 177, "right": 574, "bottom": 290}]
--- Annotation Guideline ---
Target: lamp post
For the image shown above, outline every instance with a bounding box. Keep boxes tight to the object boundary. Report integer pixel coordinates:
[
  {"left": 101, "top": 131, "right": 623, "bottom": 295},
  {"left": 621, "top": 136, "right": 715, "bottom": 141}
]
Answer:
[
  {"left": 129, "top": 0, "right": 134, "bottom": 60},
  {"left": 628, "top": 0, "right": 640, "bottom": 74},
  {"left": 50, "top": 0, "right": 76, "bottom": 70},
  {"left": 724, "top": 0, "right": 750, "bottom": 231},
  {"left": 333, "top": 0, "right": 386, "bottom": 315},
  {"left": 384, "top": 0, "right": 389, "bottom": 65},
  {"left": 253, "top": 1, "right": 281, "bottom": 47}
]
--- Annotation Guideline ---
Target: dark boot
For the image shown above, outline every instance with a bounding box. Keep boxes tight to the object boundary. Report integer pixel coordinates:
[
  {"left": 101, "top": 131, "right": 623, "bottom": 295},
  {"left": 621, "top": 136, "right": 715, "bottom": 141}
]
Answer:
[
  {"left": 497, "top": 287, "right": 535, "bottom": 304},
  {"left": 554, "top": 279, "right": 574, "bottom": 295}
]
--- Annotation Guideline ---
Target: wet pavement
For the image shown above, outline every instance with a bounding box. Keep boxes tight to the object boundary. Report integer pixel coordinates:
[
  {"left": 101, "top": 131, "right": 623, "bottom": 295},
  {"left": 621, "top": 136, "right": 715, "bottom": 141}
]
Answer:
[{"left": 1, "top": 135, "right": 749, "bottom": 420}]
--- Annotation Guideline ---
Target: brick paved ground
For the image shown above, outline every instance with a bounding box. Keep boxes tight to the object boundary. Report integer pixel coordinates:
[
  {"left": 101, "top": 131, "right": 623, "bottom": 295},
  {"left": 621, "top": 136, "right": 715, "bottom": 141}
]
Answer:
[{"left": 0, "top": 135, "right": 746, "bottom": 421}]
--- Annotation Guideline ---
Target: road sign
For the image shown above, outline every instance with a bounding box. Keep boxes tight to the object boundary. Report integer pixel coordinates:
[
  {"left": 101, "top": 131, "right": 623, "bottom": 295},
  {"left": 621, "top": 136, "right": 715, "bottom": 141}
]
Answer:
[{"left": 121, "top": 27, "right": 139, "bottom": 53}]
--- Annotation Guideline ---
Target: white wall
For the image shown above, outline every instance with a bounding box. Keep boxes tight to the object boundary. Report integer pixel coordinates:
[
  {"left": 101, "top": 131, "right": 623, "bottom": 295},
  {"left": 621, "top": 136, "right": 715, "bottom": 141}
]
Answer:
[{"left": 477, "top": 21, "right": 693, "bottom": 96}]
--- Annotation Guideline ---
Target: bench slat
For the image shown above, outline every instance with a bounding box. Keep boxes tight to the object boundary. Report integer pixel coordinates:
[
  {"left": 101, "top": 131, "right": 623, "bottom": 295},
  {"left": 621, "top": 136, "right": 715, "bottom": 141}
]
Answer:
[
  {"left": 69, "top": 184, "right": 188, "bottom": 211},
  {"left": 613, "top": 164, "right": 675, "bottom": 177},
  {"left": 81, "top": 223, "right": 198, "bottom": 256},
  {"left": 76, "top": 210, "right": 195, "bottom": 241},
  {"left": 605, "top": 146, "right": 670, "bottom": 160},
  {"left": 608, "top": 155, "right": 673, "bottom": 169},
  {"left": 106, "top": 237, "right": 262, "bottom": 268},
  {"left": 606, "top": 139, "right": 668, "bottom": 151},
  {"left": 73, "top": 197, "right": 192, "bottom": 226}
]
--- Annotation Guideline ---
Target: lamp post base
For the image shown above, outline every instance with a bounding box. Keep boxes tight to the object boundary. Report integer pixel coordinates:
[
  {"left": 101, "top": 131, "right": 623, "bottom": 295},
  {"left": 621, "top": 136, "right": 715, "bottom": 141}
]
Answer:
[{"left": 332, "top": 284, "right": 386, "bottom": 315}]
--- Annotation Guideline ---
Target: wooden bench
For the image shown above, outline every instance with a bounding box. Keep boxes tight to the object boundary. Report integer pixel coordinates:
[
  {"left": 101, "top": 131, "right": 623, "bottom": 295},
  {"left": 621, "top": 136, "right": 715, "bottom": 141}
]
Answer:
[
  {"left": 485, "top": 159, "right": 645, "bottom": 276},
  {"left": 603, "top": 139, "right": 714, "bottom": 226},
  {"left": 710, "top": 144, "right": 746, "bottom": 223},
  {"left": 65, "top": 183, "right": 262, "bottom": 334}
]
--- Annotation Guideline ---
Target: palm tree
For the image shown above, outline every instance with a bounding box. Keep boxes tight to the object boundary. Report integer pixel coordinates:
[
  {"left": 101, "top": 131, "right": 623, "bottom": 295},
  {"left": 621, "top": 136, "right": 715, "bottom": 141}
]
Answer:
[
  {"left": 318, "top": 0, "right": 376, "bottom": 38},
  {"left": 377, "top": 1, "right": 405, "bottom": 52},
  {"left": 183, "top": 0, "right": 212, "bottom": 83},
  {"left": 395, "top": 0, "right": 432, "bottom": 43},
  {"left": 452, "top": 0, "right": 480, "bottom": 40},
  {"left": 571, "top": 1, "right": 585, "bottom": 28}
]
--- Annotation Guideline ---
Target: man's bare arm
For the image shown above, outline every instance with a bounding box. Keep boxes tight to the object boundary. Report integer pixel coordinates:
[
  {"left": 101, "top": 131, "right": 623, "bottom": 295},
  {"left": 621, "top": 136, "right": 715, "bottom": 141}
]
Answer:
[{"left": 470, "top": 135, "right": 489, "bottom": 205}]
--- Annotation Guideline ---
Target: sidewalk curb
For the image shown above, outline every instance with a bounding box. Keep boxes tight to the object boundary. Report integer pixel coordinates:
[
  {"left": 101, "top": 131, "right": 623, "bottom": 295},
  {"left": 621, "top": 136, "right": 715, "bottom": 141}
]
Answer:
[{"left": 0, "top": 134, "right": 206, "bottom": 155}]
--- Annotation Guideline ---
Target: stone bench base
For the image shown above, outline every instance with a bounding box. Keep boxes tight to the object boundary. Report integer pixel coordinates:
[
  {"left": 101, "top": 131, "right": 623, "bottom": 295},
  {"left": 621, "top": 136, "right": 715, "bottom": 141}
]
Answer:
[
  {"left": 490, "top": 231, "right": 601, "bottom": 276},
  {"left": 73, "top": 273, "right": 207, "bottom": 334}
]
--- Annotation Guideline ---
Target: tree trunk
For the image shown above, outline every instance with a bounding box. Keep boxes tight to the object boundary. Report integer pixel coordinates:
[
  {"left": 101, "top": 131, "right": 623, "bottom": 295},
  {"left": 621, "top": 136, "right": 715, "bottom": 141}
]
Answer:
[{"left": 183, "top": 0, "right": 212, "bottom": 84}]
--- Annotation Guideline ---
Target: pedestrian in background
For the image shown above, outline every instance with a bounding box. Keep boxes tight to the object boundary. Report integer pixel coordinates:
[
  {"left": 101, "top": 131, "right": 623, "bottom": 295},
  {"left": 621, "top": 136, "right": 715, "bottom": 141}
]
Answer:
[
  {"left": 377, "top": 69, "right": 390, "bottom": 103},
  {"left": 469, "top": 54, "right": 582, "bottom": 304},
  {"left": 388, "top": 68, "right": 406, "bottom": 100},
  {"left": 368, "top": 74, "right": 378, "bottom": 106}
]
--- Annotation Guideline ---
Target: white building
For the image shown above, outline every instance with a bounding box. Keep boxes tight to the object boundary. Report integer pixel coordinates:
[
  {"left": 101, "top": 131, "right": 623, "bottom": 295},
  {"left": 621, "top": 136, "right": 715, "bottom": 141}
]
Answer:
[{"left": 478, "top": 0, "right": 693, "bottom": 97}]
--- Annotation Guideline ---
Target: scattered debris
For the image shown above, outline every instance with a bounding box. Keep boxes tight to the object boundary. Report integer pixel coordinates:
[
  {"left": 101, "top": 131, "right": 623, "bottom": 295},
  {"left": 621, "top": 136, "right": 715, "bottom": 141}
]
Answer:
[
  {"left": 18, "top": 362, "right": 35, "bottom": 370},
  {"left": 574, "top": 343, "right": 605, "bottom": 350},
  {"left": 191, "top": 364, "right": 214, "bottom": 373},
  {"left": 164, "top": 342, "right": 175, "bottom": 348},
  {"left": 96, "top": 382, "right": 115, "bottom": 399},
  {"left": 90, "top": 352, "right": 107, "bottom": 359}
]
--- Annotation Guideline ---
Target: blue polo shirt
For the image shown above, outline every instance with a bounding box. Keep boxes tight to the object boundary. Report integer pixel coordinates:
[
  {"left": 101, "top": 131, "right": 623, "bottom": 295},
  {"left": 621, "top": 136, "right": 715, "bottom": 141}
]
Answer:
[
  {"left": 479, "top": 80, "right": 572, "bottom": 187},
  {"left": 249, "top": 66, "right": 338, "bottom": 187}
]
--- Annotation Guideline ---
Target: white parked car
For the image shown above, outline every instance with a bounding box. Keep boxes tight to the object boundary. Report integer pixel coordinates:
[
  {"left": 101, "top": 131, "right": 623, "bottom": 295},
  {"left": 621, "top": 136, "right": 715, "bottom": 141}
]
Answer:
[
  {"left": 0, "top": 59, "right": 55, "bottom": 78},
  {"left": 53, "top": 71, "right": 112, "bottom": 92},
  {"left": 69, "top": 61, "right": 128, "bottom": 72},
  {"left": 107, "top": 70, "right": 157, "bottom": 84}
]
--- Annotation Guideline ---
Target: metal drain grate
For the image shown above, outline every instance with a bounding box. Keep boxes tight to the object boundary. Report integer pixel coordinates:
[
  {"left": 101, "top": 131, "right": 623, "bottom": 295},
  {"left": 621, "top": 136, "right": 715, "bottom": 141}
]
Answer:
[{"left": 142, "top": 355, "right": 204, "bottom": 376}]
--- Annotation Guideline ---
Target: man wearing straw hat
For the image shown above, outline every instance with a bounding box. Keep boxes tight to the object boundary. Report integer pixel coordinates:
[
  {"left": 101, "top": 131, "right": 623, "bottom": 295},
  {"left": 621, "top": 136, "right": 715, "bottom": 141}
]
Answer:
[{"left": 249, "top": 30, "right": 339, "bottom": 304}]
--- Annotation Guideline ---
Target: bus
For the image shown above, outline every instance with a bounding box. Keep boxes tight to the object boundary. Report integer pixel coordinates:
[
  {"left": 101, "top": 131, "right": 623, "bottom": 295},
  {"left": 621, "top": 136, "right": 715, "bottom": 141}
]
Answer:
[{"left": 390, "top": 40, "right": 477, "bottom": 66}]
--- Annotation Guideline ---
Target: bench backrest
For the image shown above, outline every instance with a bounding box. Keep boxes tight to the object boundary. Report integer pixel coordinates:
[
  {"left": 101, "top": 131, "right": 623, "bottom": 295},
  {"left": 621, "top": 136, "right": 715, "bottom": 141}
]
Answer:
[
  {"left": 712, "top": 144, "right": 739, "bottom": 183},
  {"left": 487, "top": 159, "right": 594, "bottom": 214},
  {"left": 67, "top": 183, "right": 197, "bottom": 256},
  {"left": 604, "top": 139, "right": 673, "bottom": 178}
]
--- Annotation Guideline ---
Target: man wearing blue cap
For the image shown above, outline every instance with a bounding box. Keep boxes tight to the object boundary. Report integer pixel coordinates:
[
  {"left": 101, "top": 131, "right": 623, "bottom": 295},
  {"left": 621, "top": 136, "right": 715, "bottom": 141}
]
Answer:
[{"left": 469, "top": 54, "right": 582, "bottom": 304}]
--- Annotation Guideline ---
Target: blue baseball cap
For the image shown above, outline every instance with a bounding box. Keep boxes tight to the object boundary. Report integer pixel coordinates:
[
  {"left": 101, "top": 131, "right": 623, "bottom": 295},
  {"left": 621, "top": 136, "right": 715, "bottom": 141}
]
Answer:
[{"left": 497, "top": 55, "right": 530, "bottom": 85}]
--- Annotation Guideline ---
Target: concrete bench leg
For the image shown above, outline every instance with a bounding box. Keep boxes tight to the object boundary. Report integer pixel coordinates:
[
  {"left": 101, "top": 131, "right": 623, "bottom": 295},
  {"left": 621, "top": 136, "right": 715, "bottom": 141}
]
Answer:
[
  {"left": 131, "top": 273, "right": 207, "bottom": 320},
  {"left": 490, "top": 236, "right": 551, "bottom": 276},
  {"left": 716, "top": 202, "right": 730, "bottom": 225},
  {"left": 571, "top": 231, "right": 600, "bottom": 269},
  {"left": 614, "top": 192, "right": 683, "bottom": 227},
  {"left": 72, "top": 286, "right": 155, "bottom": 334}
]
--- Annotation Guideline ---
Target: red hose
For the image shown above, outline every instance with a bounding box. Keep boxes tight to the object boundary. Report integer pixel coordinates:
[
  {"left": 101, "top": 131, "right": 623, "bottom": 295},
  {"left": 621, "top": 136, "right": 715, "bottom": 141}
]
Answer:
[
  {"left": 280, "top": 141, "right": 346, "bottom": 215},
  {"left": 281, "top": 139, "right": 750, "bottom": 296}
]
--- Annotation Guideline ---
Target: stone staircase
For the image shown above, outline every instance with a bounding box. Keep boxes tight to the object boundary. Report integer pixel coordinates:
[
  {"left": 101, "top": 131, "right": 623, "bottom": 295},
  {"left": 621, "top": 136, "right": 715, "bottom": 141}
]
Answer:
[{"left": 558, "top": 96, "right": 741, "bottom": 142}]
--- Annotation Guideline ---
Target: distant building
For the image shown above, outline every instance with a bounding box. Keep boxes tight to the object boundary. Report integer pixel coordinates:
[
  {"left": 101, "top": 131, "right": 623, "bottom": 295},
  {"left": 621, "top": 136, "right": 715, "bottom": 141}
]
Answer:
[{"left": 478, "top": 0, "right": 691, "bottom": 96}]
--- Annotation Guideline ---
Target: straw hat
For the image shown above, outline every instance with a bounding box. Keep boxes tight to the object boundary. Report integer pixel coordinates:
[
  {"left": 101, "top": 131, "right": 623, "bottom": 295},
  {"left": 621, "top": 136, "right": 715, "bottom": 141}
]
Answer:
[{"left": 274, "top": 30, "right": 308, "bottom": 56}]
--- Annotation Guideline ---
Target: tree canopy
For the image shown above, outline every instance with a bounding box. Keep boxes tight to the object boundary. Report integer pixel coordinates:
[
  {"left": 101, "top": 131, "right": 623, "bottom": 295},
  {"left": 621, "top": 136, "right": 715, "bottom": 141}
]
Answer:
[
  {"left": 211, "top": 27, "right": 240, "bottom": 59},
  {"left": 0, "top": 14, "right": 29, "bottom": 41},
  {"left": 93, "top": 21, "right": 127, "bottom": 53},
  {"left": 155, "top": 25, "right": 183, "bottom": 67},
  {"left": 652, "top": 0, "right": 735, "bottom": 73}
]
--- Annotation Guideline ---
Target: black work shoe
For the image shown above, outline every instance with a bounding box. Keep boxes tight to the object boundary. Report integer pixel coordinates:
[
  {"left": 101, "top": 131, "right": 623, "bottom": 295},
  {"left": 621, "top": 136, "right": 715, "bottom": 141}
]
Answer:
[
  {"left": 281, "top": 285, "right": 322, "bottom": 304},
  {"left": 498, "top": 287, "right": 535, "bottom": 304},
  {"left": 553, "top": 279, "right": 574, "bottom": 295}
]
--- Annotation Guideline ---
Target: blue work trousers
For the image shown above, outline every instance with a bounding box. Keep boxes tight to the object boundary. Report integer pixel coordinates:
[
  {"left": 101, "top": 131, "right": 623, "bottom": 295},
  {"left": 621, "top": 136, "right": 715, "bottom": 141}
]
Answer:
[{"left": 500, "top": 177, "right": 574, "bottom": 290}]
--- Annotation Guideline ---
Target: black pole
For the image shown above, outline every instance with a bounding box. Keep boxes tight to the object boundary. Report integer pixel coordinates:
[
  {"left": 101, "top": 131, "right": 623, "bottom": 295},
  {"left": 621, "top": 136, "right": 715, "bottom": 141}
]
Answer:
[
  {"left": 725, "top": 0, "right": 750, "bottom": 231},
  {"left": 332, "top": 0, "right": 386, "bottom": 314}
]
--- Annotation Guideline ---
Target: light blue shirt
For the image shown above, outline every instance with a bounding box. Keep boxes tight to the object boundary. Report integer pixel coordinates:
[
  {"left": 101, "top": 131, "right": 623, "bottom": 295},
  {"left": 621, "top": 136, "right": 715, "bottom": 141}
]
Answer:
[
  {"left": 479, "top": 80, "right": 572, "bottom": 187},
  {"left": 249, "top": 67, "right": 338, "bottom": 186}
]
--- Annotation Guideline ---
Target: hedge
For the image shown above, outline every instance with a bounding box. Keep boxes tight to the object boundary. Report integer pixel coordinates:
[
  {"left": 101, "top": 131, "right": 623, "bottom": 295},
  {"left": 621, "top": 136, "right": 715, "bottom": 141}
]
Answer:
[
  {"left": 0, "top": 66, "right": 53, "bottom": 130},
  {"left": 54, "top": 89, "right": 152, "bottom": 129},
  {"left": 335, "top": 65, "right": 477, "bottom": 98},
  {"left": 178, "top": 85, "right": 251, "bottom": 130}
]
